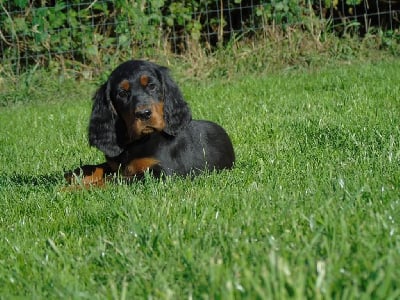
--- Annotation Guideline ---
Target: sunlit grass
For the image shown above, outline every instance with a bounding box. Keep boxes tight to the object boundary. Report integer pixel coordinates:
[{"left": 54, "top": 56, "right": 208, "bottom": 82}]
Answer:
[{"left": 0, "top": 59, "right": 399, "bottom": 298}]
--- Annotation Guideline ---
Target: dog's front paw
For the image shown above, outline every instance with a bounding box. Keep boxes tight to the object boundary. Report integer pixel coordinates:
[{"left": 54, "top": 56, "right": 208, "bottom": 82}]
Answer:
[{"left": 64, "top": 165, "right": 106, "bottom": 187}]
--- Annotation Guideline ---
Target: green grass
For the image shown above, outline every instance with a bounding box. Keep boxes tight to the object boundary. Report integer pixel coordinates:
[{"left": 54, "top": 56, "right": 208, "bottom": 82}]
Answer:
[{"left": 0, "top": 59, "right": 399, "bottom": 299}]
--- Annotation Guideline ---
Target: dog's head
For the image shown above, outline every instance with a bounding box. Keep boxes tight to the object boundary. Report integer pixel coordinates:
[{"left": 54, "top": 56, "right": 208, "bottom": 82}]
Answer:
[{"left": 88, "top": 60, "right": 192, "bottom": 158}]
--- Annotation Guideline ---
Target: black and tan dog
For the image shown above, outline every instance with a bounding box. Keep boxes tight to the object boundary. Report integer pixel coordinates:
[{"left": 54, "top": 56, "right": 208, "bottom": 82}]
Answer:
[{"left": 66, "top": 60, "right": 234, "bottom": 187}]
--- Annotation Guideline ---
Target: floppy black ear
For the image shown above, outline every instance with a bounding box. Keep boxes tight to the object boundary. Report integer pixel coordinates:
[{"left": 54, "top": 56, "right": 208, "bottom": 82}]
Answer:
[
  {"left": 88, "top": 81, "right": 125, "bottom": 158},
  {"left": 158, "top": 67, "right": 192, "bottom": 136}
]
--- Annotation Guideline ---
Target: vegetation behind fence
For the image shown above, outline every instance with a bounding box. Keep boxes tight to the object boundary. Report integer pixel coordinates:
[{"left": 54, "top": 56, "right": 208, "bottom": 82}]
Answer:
[{"left": 1, "top": 0, "right": 399, "bottom": 75}]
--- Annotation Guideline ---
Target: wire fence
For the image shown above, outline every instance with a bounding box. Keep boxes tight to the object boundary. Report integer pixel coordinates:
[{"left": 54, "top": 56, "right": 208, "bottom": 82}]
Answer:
[{"left": 1, "top": 0, "right": 399, "bottom": 74}]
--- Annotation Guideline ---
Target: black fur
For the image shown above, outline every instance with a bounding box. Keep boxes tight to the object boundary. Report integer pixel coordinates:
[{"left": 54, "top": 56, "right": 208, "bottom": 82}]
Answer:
[
  {"left": 156, "top": 66, "right": 192, "bottom": 136},
  {"left": 89, "top": 82, "right": 125, "bottom": 157}
]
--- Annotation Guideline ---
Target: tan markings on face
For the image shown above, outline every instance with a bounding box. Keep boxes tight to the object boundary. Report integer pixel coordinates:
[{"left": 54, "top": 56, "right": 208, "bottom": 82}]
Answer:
[
  {"left": 150, "top": 102, "right": 165, "bottom": 130},
  {"left": 131, "top": 102, "right": 165, "bottom": 139},
  {"left": 140, "top": 75, "right": 149, "bottom": 87},
  {"left": 119, "top": 79, "right": 130, "bottom": 91},
  {"left": 124, "top": 157, "right": 160, "bottom": 176}
]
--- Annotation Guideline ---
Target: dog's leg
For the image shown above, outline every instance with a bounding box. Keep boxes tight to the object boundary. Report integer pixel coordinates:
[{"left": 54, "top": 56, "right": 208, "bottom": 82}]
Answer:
[{"left": 64, "top": 163, "right": 113, "bottom": 188}]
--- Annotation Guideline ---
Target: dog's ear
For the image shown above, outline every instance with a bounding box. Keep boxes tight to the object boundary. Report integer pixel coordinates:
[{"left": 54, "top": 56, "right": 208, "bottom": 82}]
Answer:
[
  {"left": 88, "top": 81, "right": 125, "bottom": 158},
  {"left": 157, "top": 66, "right": 192, "bottom": 136}
]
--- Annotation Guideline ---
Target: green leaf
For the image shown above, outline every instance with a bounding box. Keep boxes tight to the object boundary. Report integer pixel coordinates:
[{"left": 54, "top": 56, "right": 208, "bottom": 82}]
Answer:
[
  {"left": 14, "top": 0, "right": 29, "bottom": 8},
  {"left": 13, "top": 17, "right": 28, "bottom": 33},
  {"left": 85, "top": 45, "right": 99, "bottom": 58}
]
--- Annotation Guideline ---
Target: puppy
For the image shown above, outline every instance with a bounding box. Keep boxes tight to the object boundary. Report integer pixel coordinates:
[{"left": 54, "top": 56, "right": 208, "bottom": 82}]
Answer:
[{"left": 66, "top": 60, "right": 235, "bottom": 187}]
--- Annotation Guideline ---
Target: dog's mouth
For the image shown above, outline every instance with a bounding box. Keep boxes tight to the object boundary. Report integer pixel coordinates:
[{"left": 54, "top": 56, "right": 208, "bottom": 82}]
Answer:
[
  {"left": 131, "top": 123, "right": 163, "bottom": 141},
  {"left": 141, "top": 126, "right": 157, "bottom": 134}
]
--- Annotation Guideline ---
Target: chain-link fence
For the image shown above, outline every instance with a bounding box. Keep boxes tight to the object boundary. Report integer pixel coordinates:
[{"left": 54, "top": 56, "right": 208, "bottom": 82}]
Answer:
[{"left": 1, "top": 0, "right": 399, "bottom": 73}]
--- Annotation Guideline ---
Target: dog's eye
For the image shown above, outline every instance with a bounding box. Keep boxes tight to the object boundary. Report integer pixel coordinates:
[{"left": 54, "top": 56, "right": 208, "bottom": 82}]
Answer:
[
  {"left": 147, "top": 83, "right": 157, "bottom": 92},
  {"left": 118, "top": 90, "right": 129, "bottom": 98}
]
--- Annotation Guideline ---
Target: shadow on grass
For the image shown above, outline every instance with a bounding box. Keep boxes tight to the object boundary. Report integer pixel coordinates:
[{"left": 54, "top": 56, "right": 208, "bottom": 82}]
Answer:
[{"left": 0, "top": 173, "right": 63, "bottom": 187}]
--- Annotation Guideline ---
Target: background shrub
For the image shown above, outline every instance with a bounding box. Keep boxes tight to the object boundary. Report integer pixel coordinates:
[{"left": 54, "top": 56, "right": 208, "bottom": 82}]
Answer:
[{"left": 0, "top": 0, "right": 399, "bottom": 74}]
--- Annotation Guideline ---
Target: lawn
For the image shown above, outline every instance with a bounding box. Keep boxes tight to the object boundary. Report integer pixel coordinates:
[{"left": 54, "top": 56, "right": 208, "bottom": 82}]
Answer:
[{"left": 0, "top": 59, "right": 399, "bottom": 298}]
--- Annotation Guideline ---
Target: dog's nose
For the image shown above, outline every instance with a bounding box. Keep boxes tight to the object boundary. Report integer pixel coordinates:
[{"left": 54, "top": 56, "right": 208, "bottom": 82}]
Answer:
[{"left": 135, "top": 109, "right": 152, "bottom": 120}]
